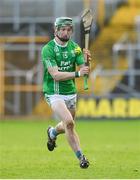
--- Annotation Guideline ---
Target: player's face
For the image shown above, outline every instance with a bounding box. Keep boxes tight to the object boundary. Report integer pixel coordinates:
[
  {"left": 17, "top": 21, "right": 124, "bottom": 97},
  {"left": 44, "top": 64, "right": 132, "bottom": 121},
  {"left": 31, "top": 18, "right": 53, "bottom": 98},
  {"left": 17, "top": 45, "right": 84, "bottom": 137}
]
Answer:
[{"left": 56, "top": 26, "right": 73, "bottom": 42}]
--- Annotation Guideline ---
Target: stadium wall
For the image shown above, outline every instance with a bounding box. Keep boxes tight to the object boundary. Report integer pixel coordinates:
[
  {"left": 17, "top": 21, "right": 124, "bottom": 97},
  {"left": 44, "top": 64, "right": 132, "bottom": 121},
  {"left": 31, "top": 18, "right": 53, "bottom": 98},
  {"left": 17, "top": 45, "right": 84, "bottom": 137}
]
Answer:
[{"left": 76, "top": 97, "right": 140, "bottom": 119}]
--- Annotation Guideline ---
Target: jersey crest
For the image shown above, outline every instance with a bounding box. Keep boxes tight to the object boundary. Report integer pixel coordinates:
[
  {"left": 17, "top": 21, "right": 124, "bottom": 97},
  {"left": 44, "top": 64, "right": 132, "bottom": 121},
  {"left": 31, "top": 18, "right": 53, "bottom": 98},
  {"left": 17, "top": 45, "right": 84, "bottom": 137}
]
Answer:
[{"left": 74, "top": 46, "right": 82, "bottom": 55}]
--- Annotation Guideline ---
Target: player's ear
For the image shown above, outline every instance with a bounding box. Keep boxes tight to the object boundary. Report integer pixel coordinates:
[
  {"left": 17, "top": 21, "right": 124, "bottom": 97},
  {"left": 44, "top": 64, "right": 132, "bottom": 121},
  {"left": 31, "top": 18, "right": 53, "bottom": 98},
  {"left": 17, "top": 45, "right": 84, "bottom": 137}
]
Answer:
[{"left": 54, "top": 27, "right": 57, "bottom": 36}]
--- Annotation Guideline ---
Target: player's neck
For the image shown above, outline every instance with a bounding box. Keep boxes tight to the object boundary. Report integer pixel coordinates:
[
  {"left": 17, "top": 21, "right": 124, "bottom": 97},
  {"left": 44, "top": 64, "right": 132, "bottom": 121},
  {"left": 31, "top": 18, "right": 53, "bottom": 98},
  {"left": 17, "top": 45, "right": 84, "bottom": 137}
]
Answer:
[{"left": 55, "top": 36, "right": 67, "bottom": 46}]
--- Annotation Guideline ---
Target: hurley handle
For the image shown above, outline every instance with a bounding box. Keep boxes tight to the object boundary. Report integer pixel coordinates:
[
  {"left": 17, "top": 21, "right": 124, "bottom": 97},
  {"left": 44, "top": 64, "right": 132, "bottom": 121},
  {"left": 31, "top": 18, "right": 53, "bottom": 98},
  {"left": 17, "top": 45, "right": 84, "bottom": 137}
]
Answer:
[{"left": 84, "top": 33, "right": 90, "bottom": 90}]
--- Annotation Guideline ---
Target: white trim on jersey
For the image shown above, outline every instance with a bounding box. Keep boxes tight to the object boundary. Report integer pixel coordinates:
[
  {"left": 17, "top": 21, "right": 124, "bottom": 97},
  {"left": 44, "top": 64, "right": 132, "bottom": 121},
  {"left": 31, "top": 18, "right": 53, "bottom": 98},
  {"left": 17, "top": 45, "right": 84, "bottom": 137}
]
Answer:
[
  {"left": 53, "top": 39, "right": 68, "bottom": 47},
  {"left": 54, "top": 80, "right": 59, "bottom": 94}
]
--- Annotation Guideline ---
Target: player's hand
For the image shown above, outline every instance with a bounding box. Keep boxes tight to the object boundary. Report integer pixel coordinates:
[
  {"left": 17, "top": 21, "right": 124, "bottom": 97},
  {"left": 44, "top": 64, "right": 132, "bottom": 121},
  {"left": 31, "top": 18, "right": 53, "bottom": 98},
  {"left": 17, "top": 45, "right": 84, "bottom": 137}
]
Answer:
[
  {"left": 83, "top": 48, "right": 91, "bottom": 63},
  {"left": 79, "top": 66, "right": 90, "bottom": 76}
]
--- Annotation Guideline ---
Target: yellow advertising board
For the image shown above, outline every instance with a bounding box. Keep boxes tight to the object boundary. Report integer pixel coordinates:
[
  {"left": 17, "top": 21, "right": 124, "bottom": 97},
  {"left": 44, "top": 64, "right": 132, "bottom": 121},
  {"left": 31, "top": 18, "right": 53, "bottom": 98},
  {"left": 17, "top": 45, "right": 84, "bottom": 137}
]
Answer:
[{"left": 77, "top": 98, "right": 140, "bottom": 118}]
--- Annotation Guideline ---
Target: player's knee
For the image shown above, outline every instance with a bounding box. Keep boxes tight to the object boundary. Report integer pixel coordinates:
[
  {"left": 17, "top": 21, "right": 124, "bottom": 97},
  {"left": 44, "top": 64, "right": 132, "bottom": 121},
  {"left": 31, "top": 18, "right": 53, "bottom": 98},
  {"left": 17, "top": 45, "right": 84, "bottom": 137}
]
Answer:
[{"left": 65, "top": 119, "right": 75, "bottom": 130}]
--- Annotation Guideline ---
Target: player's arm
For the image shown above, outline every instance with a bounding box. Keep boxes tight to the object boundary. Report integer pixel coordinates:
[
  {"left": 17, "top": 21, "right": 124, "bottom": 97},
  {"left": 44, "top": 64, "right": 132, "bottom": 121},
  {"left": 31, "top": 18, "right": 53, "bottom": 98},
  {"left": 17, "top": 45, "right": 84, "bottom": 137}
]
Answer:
[{"left": 48, "top": 66, "right": 89, "bottom": 81}]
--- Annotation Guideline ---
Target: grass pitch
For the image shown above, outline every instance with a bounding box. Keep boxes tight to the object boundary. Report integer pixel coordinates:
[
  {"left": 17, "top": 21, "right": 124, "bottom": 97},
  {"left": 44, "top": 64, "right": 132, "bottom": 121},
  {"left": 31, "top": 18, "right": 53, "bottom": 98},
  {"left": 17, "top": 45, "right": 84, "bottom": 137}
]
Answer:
[{"left": 0, "top": 119, "right": 140, "bottom": 179}]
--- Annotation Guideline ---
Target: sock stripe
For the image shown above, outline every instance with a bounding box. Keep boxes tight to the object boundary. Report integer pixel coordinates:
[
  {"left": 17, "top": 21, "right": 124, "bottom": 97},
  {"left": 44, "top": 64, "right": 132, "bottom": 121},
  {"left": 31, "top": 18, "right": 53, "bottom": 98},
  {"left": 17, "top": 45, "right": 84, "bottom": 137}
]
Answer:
[
  {"left": 49, "top": 127, "right": 58, "bottom": 139},
  {"left": 52, "top": 128, "right": 58, "bottom": 136},
  {"left": 75, "top": 150, "right": 82, "bottom": 159}
]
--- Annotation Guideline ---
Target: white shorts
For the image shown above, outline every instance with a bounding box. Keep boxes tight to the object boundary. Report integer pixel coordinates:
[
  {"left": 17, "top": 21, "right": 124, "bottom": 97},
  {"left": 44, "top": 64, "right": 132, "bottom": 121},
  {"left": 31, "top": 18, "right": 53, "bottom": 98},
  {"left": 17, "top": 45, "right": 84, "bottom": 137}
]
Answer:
[{"left": 44, "top": 94, "right": 77, "bottom": 109}]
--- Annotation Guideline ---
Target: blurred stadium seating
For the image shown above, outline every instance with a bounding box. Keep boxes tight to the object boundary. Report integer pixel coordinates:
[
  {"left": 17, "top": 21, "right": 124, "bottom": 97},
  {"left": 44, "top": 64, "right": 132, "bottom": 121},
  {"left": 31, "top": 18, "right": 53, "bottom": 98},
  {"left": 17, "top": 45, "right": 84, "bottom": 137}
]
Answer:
[{"left": 0, "top": 0, "right": 140, "bottom": 119}]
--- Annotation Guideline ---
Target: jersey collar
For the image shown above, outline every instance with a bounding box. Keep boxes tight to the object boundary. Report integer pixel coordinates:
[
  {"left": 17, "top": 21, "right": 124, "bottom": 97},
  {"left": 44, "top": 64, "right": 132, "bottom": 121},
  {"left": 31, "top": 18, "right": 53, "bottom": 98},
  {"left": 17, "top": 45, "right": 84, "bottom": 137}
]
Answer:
[{"left": 53, "top": 38, "right": 68, "bottom": 47}]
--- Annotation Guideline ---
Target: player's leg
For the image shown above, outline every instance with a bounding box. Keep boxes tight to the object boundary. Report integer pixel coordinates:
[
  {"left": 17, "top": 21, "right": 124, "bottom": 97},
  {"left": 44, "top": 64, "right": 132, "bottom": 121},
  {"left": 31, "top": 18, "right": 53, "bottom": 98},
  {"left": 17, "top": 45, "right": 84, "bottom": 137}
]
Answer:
[
  {"left": 45, "top": 94, "right": 89, "bottom": 168},
  {"left": 51, "top": 100, "right": 89, "bottom": 168},
  {"left": 44, "top": 94, "right": 63, "bottom": 151},
  {"left": 68, "top": 108, "right": 76, "bottom": 120},
  {"left": 48, "top": 105, "right": 76, "bottom": 144},
  {"left": 68, "top": 108, "right": 89, "bottom": 168},
  {"left": 47, "top": 96, "right": 76, "bottom": 140},
  {"left": 53, "top": 106, "right": 76, "bottom": 135},
  {"left": 51, "top": 100, "right": 80, "bottom": 151},
  {"left": 68, "top": 108, "right": 81, "bottom": 149},
  {"left": 47, "top": 119, "right": 65, "bottom": 151},
  {"left": 49, "top": 107, "right": 76, "bottom": 138},
  {"left": 48, "top": 108, "right": 75, "bottom": 142},
  {"left": 55, "top": 121, "right": 65, "bottom": 133},
  {"left": 46, "top": 94, "right": 76, "bottom": 140}
]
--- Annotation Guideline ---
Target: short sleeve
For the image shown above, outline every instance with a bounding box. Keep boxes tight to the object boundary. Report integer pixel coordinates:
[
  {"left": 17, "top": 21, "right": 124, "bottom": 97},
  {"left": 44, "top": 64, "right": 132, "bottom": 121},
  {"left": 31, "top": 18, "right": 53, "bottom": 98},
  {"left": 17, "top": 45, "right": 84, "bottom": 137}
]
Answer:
[{"left": 41, "top": 45, "right": 57, "bottom": 68}]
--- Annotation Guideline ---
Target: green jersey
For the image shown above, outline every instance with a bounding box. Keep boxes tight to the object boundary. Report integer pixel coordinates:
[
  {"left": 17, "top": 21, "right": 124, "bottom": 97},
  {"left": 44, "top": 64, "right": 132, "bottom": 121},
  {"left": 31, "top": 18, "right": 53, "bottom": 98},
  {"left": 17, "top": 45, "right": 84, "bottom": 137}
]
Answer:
[{"left": 41, "top": 39, "right": 84, "bottom": 95}]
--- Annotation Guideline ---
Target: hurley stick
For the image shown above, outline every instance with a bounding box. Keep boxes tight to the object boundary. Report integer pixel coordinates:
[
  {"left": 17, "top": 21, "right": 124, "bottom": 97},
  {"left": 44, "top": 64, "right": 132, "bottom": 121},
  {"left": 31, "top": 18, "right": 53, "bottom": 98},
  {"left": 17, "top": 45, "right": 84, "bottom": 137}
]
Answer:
[{"left": 81, "top": 9, "right": 93, "bottom": 90}]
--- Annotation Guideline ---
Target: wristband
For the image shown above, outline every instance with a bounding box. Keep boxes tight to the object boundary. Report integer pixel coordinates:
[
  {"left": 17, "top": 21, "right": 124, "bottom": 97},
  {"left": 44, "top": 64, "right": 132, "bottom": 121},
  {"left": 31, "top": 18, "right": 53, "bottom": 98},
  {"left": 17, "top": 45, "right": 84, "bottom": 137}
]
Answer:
[{"left": 75, "top": 71, "right": 80, "bottom": 78}]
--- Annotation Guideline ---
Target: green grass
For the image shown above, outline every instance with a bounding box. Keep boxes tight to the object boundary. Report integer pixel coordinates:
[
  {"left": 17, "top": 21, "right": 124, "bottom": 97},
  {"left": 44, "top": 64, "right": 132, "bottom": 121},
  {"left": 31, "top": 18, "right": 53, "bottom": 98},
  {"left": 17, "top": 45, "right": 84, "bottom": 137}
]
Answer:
[{"left": 0, "top": 119, "right": 140, "bottom": 179}]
